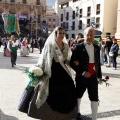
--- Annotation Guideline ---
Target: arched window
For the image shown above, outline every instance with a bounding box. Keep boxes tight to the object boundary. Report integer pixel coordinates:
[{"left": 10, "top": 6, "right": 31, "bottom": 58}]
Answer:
[
  {"left": 36, "top": 0, "right": 40, "bottom": 5},
  {"left": 23, "top": 0, "right": 27, "bottom": 4}
]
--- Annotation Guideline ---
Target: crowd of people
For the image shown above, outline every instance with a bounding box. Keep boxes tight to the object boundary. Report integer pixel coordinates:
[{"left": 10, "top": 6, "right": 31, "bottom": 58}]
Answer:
[
  {"left": 68, "top": 35, "right": 119, "bottom": 70},
  {"left": 0, "top": 26, "right": 119, "bottom": 120},
  {"left": 0, "top": 35, "right": 47, "bottom": 67}
]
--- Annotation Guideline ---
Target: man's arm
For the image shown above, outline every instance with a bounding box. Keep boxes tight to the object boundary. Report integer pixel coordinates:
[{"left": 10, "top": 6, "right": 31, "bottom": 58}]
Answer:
[
  {"left": 7, "top": 41, "right": 11, "bottom": 52},
  {"left": 70, "top": 46, "right": 85, "bottom": 75}
]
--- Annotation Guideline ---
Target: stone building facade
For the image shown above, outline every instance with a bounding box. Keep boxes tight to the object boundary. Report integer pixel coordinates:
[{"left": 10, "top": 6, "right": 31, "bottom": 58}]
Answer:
[
  {"left": 0, "top": 0, "right": 46, "bottom": 37},
  {"left": 55, "top": 0, "right": 118, "bottom": 39},
  {"left": 46, "top": 6, "right": 59, "bottom": 35}
]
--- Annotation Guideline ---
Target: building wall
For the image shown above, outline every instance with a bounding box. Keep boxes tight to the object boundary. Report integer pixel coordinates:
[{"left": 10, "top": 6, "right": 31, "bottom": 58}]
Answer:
[
  {"left": 46, "top": 6, "right": 59, "bottom": 35},
  {"left": 56, "top": 0, "right": 118, "bottom": 39},
  {"left": 103, "top": 0, "right": 118, "bottom": 37},
  {"left": 0, "top": 0, "right": 46, "bottom": 37},
  {"left": 115, "top": 0, "right": 120, "bottom": 38}
]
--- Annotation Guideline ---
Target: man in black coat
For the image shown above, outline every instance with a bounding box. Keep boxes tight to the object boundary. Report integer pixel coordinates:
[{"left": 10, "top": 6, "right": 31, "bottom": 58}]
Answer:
[{"left": 70, "top": 27, "right": 102, "bottom": 120}]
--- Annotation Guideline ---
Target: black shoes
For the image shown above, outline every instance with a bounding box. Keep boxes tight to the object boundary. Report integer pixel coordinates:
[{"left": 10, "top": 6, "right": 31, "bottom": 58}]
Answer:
[
  {"left": 14, "top": 62, "right": 16, "bottom": 65},
  {"left": 76, "top": 113, "right": 82, "bottom": 120}
]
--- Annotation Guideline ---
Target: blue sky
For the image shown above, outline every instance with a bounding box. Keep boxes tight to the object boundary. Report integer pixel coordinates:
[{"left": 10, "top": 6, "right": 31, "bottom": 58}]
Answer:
[{"left": 46, "top": 0, "right": 55, "bottom": 6}]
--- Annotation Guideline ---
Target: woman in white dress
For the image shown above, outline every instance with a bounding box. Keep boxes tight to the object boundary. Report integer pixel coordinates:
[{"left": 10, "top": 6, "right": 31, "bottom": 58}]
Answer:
[{"left": 20, "top": 37, "right": 29, "bottom": 56}]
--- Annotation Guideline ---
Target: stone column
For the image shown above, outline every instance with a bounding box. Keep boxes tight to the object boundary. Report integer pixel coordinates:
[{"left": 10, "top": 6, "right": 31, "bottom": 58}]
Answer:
[{"left": 115, "top": 0, "right": 120, "bottom": 38}]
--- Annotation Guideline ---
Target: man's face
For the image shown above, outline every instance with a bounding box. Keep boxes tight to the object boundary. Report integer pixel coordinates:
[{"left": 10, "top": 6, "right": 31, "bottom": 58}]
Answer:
[
  {"left": 84, "top": 28, "right": 94, "bottom": 45},
  {"left": 11, "top": 36, "right": 15, "bottom": 40}
]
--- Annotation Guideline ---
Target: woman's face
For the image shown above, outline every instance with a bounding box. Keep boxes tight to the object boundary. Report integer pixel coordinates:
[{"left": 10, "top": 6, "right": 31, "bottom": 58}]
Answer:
[{"left": 56, "top": 29, "right": 65, "bottom": 41}]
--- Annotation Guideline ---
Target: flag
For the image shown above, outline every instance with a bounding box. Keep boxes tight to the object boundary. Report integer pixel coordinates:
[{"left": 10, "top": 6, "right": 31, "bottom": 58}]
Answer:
[
  {"left": 41, "top": 22, "right": 48, "bottom": 38},
  {"left": 7, "top": 14, "right": 15, "bottom": 33},
  {"left": 1, "top": 13, "right": 8, "bottom": 32},
  {"left": 14, "top": 16, "right": 20, "bottom": 35}
]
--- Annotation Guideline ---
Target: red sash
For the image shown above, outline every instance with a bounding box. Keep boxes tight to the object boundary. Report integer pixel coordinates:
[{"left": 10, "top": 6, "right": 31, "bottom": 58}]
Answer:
[{"left": 88, "top": 63, "right": 95, "bottom": 75}]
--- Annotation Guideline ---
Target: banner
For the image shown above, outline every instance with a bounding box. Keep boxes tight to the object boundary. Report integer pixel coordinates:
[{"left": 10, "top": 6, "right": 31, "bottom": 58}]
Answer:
[
  {"left": 2, "top": 13, "right": 20, "bottom": 35},
  {"left": 41, "top": 22, "right": 48, "bottom": 38},
  {"left": 14, "top": 16, "right": 20, "bottom": 35},
  {"left": 7, "top": 14, "right": 15, "bottom": 33},
  {"left": 1, "top": 13, "right": 8, "bottom": 32}
]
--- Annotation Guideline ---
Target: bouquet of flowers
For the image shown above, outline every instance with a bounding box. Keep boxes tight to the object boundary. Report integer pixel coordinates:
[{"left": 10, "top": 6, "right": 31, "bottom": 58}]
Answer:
[
  {"left": 98, "top": 76, "right": 111, "bottom": 87},
  {"left": 24, "top": 66, "right": 44, "bottom": 89}
]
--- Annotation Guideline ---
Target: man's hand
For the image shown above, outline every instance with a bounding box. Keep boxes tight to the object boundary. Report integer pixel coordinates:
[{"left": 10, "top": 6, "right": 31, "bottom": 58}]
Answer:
[
  {"left": 73, "top": 60, "right": 79, "bottom": 66},
  {"left": 83, "top": 71, "right": 91, "bottom": 78}
]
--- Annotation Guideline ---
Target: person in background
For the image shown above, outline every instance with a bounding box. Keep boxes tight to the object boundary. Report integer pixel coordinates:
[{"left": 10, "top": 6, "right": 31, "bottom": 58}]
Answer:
[
  {"left": 38, "top": 37, "right": 43, "bottom": 54},
  {"left": 71, "top": 33, "right": 84, "bottom": 51},
  {"left": 70, "top": 27, "right": 102, "bottom": 120},
  {"left": 7, "top": 35, "right": 18, "bottom": 67},
  {"left": 30, "top": 37, "right": 35, "bottom": 53},
  {"left": 20, "top": 37, "right": 29, "bottom": 56},
  {"left": 109, "top": 38, "right": 119, "bottom": 69},
  {"left": 3, "top": 37, "right": 10, "bottom": 57},
  {"left": 98, "top": 37, "right": 105, "bottom": 65},
  {"left": 104, "top": 37, "right": 113, "bottom": 67},
  {"left": 0, "top": 36, "right": 2, "bottom": 48}
]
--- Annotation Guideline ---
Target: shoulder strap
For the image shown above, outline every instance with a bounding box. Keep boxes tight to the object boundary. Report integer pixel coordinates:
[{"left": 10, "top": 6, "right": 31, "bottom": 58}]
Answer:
[{"left": 54, "top": 42, "right": 72, "bottom": 78}]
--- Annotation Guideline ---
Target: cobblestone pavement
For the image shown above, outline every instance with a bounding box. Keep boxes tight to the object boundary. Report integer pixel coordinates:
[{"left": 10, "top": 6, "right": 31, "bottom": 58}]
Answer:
[{"left": 0, "top": 46, "right": 120, "bottom": 120}]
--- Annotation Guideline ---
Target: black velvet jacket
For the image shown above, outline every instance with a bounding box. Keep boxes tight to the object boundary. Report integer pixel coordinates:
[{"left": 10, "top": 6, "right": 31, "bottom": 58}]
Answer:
[{"left": 70, "top": 42, "right": 102, "bottom": 78}]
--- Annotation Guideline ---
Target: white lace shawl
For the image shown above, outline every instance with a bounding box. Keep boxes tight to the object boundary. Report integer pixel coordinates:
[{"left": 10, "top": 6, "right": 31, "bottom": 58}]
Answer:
[{"left": 36, "top": 39, "right": 72, "bottom": 108}]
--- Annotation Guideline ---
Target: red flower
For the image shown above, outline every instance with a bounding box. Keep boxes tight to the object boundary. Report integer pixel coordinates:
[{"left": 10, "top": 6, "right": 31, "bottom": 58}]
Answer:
[
  {"left": 98, "top": 76, "right": 111, "bottom": 87},
  {"left": 105, "top": 76, "right": 109, "bottom": 80}
]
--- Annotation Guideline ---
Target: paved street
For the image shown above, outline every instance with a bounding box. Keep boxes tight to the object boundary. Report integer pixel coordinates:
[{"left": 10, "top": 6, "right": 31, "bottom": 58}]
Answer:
[{"left": 0, "top": 46, "right": 120, "bottom": 120}]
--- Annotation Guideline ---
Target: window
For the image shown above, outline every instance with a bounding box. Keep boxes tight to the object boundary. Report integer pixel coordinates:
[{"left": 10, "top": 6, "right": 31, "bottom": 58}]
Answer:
[
  {"left": 63, "top": 22, "right": 66, "bottom": 28},
  {"left": 66, "top": 22, "right": 69, "bottom": 29},
  {"left": 66, "top": 12, "right": 69, "bottom": 20},
  {"left": 61, "top": 14, "right": 63, "bottom": 21},
  {"left": 72, "top": 21, "right": 75, "bottom": 30},
  {"left": 87, "top": 19, "right": 90, "bottom": 27},
  {"left": 61, "top": 2, "right": 69, "bottom": 9},
  {"left": 49, "top": 25, "right": 51, "bottom": 28},
  {"left": 87, "top": 6, "right": 91, "bottom": 17},
  {"left": 79, "top": 9, "right": 82, "bottom": 18},
  {"left": 72, "top": 11, "right": 75, "bottom": 19},
  {"left": 11, "top": 0, "right": 15, "bottom": 2},
  {"left": 66, "top": 34, "right": 68, "bottom": 39},
  {"left": 53, "top": 19, "right": 55, "bottom": 21},
  {"left": 61, "top": 23, "right": 63, "bottom": 27},
  {"left": 49, "top": 18, "right": 51, "bottom": 21},
  {"left": 72, "top": 34, "right": 75, "bottom": 39},
  {"left": 79, "top": 20, "right": 82, "bottom": 29},
  {"left": 53, "top": 25, "right": 56, "bottom": 28},
  {"left": 23, "top": 0, "right": 27, "bottom": 4},
  {"left": 36, "top": 0, "right": 40, "bottom": 5},
  {"left": 96, "top": 4, "right": 100, "bottom": 15},
  {"left": 96, "top": 17, "right": 100, "bottom": 28},
  {"left": 38, "top": 15, "right": 40, "bottom": 23},
  {"left": 73, "top": 0, "right": 78, "bottom": 2}
]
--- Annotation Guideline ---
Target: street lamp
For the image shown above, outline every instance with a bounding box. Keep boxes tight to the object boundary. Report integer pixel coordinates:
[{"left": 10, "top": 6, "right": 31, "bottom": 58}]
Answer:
[{"left": 36, "top": 9, "right": 38, "bottom": 40}]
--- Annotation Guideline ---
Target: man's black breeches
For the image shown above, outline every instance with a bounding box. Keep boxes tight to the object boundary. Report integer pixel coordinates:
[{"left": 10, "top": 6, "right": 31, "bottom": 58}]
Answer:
[
  {"left": 11, "top": 51, "right": 17, "bottom": 65},
  {"left": 75, "top": 74, "right": 98, "bottom": 101}
]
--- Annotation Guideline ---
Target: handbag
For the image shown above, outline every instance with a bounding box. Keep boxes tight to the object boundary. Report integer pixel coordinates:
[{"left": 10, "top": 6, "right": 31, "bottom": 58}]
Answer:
[
  {"left": 27, "top": 84, "right": 40, "bottom": 119},
  {"left": 18, "top": 86, "right": 34, "bottom": 113},
  {"left": 109, "top": 52, "right": 114, "bottom": 57}
]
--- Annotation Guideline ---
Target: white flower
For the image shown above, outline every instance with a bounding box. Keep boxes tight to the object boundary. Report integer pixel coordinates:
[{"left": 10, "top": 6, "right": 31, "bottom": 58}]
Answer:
[{"left": 29, "top": 66, "right": 43, "bottom": 76}]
